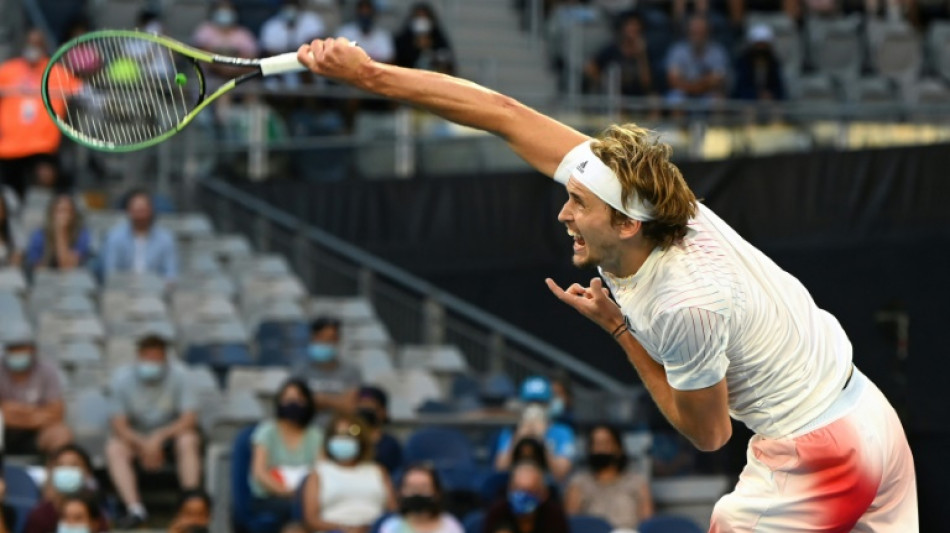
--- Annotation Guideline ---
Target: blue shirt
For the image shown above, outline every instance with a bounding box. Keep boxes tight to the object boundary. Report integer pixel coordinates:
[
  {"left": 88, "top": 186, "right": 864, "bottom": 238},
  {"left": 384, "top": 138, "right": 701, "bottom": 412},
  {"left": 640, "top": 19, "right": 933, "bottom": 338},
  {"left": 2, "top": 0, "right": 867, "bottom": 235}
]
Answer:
[
  {"left": 375, "top": 432, "right": 403, "bottom": 474},
  {"left": 26, "top": 227, "right": 91, "bottom": 269},
  {"left": 495, "top": 422, "right": 577, "bottom": 461},
  {"left": 102, "top": 220, "right": 178, "bottom": 280}
]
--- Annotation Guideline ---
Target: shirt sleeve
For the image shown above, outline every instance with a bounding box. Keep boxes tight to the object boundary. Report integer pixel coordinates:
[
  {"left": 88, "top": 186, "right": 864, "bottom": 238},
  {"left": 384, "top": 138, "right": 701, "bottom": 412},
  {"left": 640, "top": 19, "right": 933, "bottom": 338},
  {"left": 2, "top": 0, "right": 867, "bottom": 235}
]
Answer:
[
  {"left": 251, "top": 420, "right": 273, "bottom": 446},
  {"left": 654, "top": 307, "right": 730, "bottom": 390},
  {"left": 553, "top": 140, "right": 594, "bottom": 185},
  {"left": 495, "top": 428, "right": 514, "bottom": 456},
  {"left": 108, "top": 370, "right": 130, "bottom": 417},
  {"left": 547, "top": 425, "right": 576, "bottom": 458},
  {"left": 39, "top": 362, "right": 64, "bottom": 404},
  {"left": 177, "top": 368, "right": 199, "bottom": 413},
  {"left": 26, "top": 229, "right": 43, "bottom": 267}
]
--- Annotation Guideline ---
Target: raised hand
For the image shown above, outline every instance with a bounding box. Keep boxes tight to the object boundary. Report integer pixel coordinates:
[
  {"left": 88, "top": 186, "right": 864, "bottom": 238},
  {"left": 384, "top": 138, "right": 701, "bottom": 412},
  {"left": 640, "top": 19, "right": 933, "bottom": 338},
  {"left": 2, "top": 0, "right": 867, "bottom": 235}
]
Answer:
[
  {"left": 296, "top": 38, "right": 371, "bottom": 86},
  {"left": 545, "top": 277, "right": 626, "bottom": 336}
]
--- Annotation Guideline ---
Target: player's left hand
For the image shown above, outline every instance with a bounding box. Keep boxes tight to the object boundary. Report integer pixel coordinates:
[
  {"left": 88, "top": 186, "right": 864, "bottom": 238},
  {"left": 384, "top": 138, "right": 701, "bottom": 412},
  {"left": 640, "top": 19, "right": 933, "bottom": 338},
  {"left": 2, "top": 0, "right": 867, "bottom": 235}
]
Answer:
[{"left": 546, "top": 277, "right": 626, "bottom": 336}]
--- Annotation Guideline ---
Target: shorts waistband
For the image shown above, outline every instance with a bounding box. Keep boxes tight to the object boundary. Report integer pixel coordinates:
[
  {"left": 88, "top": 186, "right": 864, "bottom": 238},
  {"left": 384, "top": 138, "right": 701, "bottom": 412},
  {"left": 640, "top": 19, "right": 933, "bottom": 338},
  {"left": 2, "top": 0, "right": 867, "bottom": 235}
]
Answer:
[{"left": 787, "top": 365, "right": 868, "bottom": 439}]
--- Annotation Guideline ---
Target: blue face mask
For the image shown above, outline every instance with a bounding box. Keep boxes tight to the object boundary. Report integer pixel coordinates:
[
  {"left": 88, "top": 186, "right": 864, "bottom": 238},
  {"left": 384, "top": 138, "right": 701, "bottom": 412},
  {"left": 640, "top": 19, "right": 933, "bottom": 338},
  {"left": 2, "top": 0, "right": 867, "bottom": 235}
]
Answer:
[
  {"left": 280, "top": 6, "right": 299, "bottom": 21},
  {"left": 57, "top": 524, "right": 89, "bottom": 533},
  {"left": 508, "top": 490, "right": 540, "bottom": 515},
  {"left": 308, "top": 343, "right": 337, "bottom": 363},
  {"left": 4, "top": 352, "right": 32, "bottom": 371},
  {"left": 327, "top": 436, "right": 359, "bottom": 462},
  {"left": 136, "top": 361, "right": 165, "bottom": 382},
  {"left": 52, "top": 466, "right": 85, "bottom": 494}
]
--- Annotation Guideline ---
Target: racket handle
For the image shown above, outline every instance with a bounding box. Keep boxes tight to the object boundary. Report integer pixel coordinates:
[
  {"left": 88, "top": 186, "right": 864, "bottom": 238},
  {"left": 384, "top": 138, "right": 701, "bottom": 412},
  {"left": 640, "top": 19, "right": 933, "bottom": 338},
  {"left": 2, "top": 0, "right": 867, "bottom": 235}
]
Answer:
[{"left": 260, "top": 53, "right": 307, "bottom": 76}]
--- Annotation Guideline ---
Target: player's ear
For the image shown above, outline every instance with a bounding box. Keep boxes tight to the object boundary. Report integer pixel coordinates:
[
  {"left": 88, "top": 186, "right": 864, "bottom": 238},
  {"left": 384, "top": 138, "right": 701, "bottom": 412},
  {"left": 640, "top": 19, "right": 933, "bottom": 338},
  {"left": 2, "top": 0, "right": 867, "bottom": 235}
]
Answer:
[{"left": 616, "top": 218, "right": 641, "bottom": 240}]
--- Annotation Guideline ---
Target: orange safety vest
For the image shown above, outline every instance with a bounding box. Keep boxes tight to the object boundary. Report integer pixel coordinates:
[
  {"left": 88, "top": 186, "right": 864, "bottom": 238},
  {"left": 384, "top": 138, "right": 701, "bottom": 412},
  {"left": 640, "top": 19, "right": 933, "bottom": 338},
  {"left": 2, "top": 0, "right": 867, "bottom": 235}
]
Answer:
[{"left": 0, "top": 57, "right": 79, "bottom": 159}]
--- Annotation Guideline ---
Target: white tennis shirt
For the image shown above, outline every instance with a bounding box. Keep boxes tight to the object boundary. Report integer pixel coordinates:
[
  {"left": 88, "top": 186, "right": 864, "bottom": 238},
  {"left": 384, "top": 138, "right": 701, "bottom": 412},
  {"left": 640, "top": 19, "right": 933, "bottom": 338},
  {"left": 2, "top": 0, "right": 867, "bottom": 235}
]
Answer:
[{"left": 555, "top": 151, "right": 853, "bottom": 438}]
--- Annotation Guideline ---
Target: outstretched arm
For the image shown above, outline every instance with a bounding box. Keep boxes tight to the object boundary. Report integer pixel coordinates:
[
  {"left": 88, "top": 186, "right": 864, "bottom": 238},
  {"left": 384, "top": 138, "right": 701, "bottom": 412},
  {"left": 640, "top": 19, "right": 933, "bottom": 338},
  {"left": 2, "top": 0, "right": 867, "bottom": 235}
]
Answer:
[{"left": 297, "top": 38, "right": 589, "bottom": 178}]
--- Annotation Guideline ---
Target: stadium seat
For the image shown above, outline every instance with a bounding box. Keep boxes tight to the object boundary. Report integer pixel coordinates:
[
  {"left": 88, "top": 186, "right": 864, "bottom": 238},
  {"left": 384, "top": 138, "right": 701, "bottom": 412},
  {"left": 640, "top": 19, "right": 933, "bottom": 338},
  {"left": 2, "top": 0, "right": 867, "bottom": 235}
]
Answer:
[
  {"left": 568, "top": 515, "right": 613, "bottom": 533},
  {"left": 350, "top": 348, "right": 396, "bottom": 382},
  {"left": 462, "top": 510, "right": 485, "bottom": 533},
  {"left": 230, "top": 424, "right": 284, "bottom": 533},
  {"left": 310, "top": 296, "right": 377, "bottom": 323},
  {"left": 255, "top": 319, "right": 309, "bottom": 366},
  {"left": 405, "top": 427, "right": 476, "bottom": 468},
  {"left": 399, "top": 345, "right": 468, "bottom": 373},
  {"left": 374, "top": 369, "right": 443, "bottom": 420},
  {"left": 867, "top": 21, "right": 921, "bottom": 86},
  {"left": 341, "top": 321, "right": 392, "bottom": 349},
  {"left": 104, "top": 273, "right": 166, "bottom": 294},
  {"left": 480, "top": 471, "right": 509, "bottom": 504},
  {"left": 0, "top": 267, "right": 27, "bottom": 293},
  {"left": 638, "top": 515, "right": 704, "bottom": 533},
  {"left": 807, "top": 15, "right": 863, "bottom": 83},
  {"left": 4, "top": 463, "right": 42, "bottom": 533}
]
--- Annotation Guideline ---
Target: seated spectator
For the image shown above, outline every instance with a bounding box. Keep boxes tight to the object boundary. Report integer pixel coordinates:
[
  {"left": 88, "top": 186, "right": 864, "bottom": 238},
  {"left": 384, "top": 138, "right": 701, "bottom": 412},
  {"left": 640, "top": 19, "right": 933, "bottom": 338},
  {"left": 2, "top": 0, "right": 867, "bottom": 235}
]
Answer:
[
  {"left": 279, "top": 523, "right": 305, "bottom": 533},
  {"left": 337, "top": 0, "right": 395, "bottom": 64},
  {"left": 584, "top": 12, "right": 655, "bottom": 98},
  {"left": 302, "top": 413, "right": 396, "bottom": 532},
  {"left": 394, "top": 3, "right": 455, "bottom": 74},
  {"left": 25, "top": 444, "right": 107, "bottom": 533},
  {"left": 0, "top": 329, "right": 73, "bottom": 455},
  {"left": 564, "top": 424, "right": 653, "bottom": 530},
  {"left": 379, "top": 463, "right": 463, "bottom": 533},
  {"left": 548, "top": 376, "right": 574, "bottom": 428},
  {"left": 733, "top": 24, "right": 786, "bottom": 102},
  {"left": 261, "top": 0, "right": 327, "bottom": 88},
  {"left": 294, "top": 317, "right": 362, "bottom": 415},
  {"left": 168, "top": 490, "right": 212, "bottom": 533},
  {"left": 493, "top": 376, "right": 576, "bottom": 482},
  {"left": 192, "top": 1, "right": 259, "bottom": 87},
  {"left": 249, "top": 379, "right": 322, "bottom": 522},
  {"left": 483, "top": 461, "right": 569, "bottom": 533},
  {"left": 356, "top": 386, "right": 403, "bottom": 474},
  {"left": 56, "top": 492, "right": 104, "bottom": 533},
  {"left": 0, "top": 192, "right": 23, "bottom": 267},
  {"left": 101, "top": 190, "right": 178, "bottom": 282},
  {"left": 106, "top": 335, "right": 201, "bottom": 528},
  {"left": 665, "top": 15, "right": 730, "bottom": 107},
  {"left": 25, "top": 194, "right": 91, "bottom": 272}
]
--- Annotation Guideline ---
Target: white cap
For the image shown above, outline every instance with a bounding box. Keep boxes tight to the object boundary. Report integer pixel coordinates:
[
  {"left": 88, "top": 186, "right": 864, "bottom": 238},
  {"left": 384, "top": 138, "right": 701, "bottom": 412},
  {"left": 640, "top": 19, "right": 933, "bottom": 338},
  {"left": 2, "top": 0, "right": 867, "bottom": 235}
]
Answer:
[{"left": 747, "top": 24, "right": 774, "bottom": 44}]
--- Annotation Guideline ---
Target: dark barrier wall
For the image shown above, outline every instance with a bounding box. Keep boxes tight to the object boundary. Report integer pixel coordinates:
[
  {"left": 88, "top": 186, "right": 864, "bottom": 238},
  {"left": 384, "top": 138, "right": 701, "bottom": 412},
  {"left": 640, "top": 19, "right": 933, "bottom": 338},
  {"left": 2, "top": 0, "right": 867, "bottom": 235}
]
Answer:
[{"left": 238, "top": 143, "right": 950, "bottom": 530}]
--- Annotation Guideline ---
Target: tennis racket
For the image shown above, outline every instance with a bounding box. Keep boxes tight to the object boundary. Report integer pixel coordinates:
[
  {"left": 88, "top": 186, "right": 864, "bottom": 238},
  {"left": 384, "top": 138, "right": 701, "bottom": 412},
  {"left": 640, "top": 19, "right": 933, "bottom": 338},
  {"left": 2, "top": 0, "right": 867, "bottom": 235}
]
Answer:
[{"left": 41, "top": 29, "right": 315, "bottom": 152}]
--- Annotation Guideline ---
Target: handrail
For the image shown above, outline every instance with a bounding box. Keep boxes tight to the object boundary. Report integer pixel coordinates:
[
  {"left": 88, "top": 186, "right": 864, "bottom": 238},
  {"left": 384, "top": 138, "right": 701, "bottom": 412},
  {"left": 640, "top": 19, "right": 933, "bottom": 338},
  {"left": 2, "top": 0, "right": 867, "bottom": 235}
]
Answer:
[{"left": 198, "top": 175, "right": 633, "bottom": 394}]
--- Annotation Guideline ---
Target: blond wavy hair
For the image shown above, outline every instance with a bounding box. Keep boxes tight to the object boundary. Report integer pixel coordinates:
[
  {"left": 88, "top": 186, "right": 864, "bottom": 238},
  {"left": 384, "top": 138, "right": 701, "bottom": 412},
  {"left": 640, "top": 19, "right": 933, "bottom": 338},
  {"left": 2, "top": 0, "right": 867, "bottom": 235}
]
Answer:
[{"left": 591, "top": 124, "right": 697, "bottom": 249}]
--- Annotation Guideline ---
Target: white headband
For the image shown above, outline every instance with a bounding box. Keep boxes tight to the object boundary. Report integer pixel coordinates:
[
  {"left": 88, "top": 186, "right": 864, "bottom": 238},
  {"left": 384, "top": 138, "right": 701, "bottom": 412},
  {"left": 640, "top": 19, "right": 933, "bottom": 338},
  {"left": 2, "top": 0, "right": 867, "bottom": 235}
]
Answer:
[{"left": 553, "top": 141, "right": 655, "bottom": 222}]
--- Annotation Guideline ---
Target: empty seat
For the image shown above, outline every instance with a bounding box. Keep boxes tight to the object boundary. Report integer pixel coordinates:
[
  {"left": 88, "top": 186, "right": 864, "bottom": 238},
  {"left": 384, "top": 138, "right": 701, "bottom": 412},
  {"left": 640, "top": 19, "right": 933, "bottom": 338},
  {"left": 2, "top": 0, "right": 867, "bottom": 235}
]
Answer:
[
  {"left": 0, "top": 267, "right": 27, "bottom": 293},
  {"left": 372, "top": 369, "right": 443, "bottom": 420},
  {"left": 399, "top": 345, "right": 468, "bottom": 373},
  {"left": 350, "top": 347, "right": 396, "bottom": 382},
  {"left": 255, "top": 319, "right": 309, "bottom": 367},
  {"left": 405, "top": 427, "right": 477, "bottom": 467},
  {"left": 927, "top": 21, "right": 950, "bottom": 83},
  {"left": 568, "top": 515, "right": 613, "bottom": 533},
  {"left": 38, "top": 315, "right": 106, "bottom": 345},
  {"left": 868, "top": 22, "right": 921, "bottom": 86},
  {"left": 34, "top": 270, "right": 97, "bottom": 293},
  {"left": 341, "top": 321, "right": 392, "bottom": 350},
  {"left": 226, "top": 367, "right": 289, "bottom": 397},
  {"left": 158, "top": 213, "right": 214, "bottom": 241},
  {"left": 807, "top": 15, "right": 862, "bottom": 82},
  {"left": 791, "top": 74, "right": 838, "bottom": 103},
  {"left": 309, "top": 297, "right": 377, "bottom": 323},
  {"left": 230, "top": 255, "right": 291, "bottom": 279},
  {"left": 849, "top": 76, "right": 897, "bottom": 105},
  {"left": 104, "top": 272, "right": 166, "bottom": 294},
  {"left": 638, "top": 515, "right": 704, "bottom": 533}
]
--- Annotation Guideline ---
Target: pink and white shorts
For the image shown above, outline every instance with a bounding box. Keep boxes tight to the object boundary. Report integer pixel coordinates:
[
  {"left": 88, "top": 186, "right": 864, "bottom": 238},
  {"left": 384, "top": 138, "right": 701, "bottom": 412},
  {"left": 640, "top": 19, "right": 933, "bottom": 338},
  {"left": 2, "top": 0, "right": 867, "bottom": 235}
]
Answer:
[{"left": 710, "top": 368, "right": 918, "bottom": 532}]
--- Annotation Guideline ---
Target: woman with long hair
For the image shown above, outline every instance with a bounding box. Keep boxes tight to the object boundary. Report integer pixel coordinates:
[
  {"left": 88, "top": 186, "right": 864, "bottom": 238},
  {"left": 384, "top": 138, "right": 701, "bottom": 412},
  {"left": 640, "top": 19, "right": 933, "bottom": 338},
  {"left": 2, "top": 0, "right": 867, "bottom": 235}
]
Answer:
[
  {"left": 25, "top": 194, "right": 90, "bottom": 271},
  {"left": 378, "top": 464, "right": 463, "bottom": 533}
]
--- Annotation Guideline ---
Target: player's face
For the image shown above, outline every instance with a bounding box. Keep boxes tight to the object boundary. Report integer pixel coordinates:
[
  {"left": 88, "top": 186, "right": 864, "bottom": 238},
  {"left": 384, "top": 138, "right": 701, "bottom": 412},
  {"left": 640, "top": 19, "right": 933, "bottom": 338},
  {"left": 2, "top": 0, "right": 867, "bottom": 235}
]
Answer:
[{"left": 559, "top": 178, "right": 622, "bottom": 269}]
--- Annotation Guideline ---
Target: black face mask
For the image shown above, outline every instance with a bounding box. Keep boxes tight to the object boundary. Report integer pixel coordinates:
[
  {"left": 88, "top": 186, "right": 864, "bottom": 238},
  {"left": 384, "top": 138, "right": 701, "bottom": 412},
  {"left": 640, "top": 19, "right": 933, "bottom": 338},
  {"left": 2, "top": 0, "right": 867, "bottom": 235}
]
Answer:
[
  {"left": 588, "top": 453, "right": 620, "bottom": 472},
  {"left": 399, "top": 494, "right": 440, "bottom": 515},
  {"left": 357, "top": 407, "right": 380, "bottom": 427},
  {"left": 277, "top": 403, "right": 311, "bottom": 426}
]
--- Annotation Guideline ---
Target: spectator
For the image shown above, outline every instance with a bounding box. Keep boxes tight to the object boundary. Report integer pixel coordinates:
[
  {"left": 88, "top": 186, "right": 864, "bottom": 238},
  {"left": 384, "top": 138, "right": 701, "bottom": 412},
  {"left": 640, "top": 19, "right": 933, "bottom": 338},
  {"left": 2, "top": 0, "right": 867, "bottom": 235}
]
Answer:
[
  {"left": 0, "top": 192, "right": 23, "bottom": 267},
  {"left": 0, "top": 29, "right": 78, "bottom": 200},
  {"left": 483, "top": 461, "right": 569, "bottom": 533},
  {"left": 137, "top": 8, "right": 163, "bottom": 35},
  {"left": 294, "top": 317, "right": 362, "bottom": 415},
  {"left": 106, "top": 335, "right": 201, "bottom": 528},
  {"left": 548, "top": 376, "right": 574, "bottom": 428},
  {"left": 56, "top": 493, "right": 104, "bottom": 533},
  {"left": 378, "top": 463, "right": 464, "bottom": 533},
  {"left": 493, "top": 376, "right": 576, "bottom": 482},
  {"left": 584, "top": 13, "right": 655, "bottom": 98},
  {"left": 101, "top": 190, "right": 178, "bottom": 282},
  {"left": 249, "top": 379, "right": 322, "bottom": 522},
  {"left": 25, "top": 194, "right": 90, "bottom": 272},
  {"left": 394, "top": 3, "right": 455, "bottom": 74},
  {"left": 564, "top": 424, "right": 653, "bottom": 530},
  {"left": 733, "top": 24, "right": 786, "bottom": 102},
  {"left": 665, "top": 15, "right": 730, "bottom": 107},
  {"left": 261, "top": 0, "right": 327, "bottom": 88},
  {"left": 279, "top": 523, "right": 305, "bottom": 533},
  {"left": 168, "top": 490, "right": 212, "bottom": 533},
  {"left": 337, "top": 0, "right": 395, "bottom": 64},
  {"left": 192, "top": 1, "right": 259, "bottom": 87},
  {"left": 355, "top": 386, "right": 403, "bottom": 474},
  {"left": 302, "top": 413, "right": 396, "bottom": 532},
  {"left": 0, "top": 328, "right": 73, "bottom": 455},
  {"left": 25, "top": 444, "right": 107, "bottom": 533},
  {"left": 0, "top": 474, "right": 12, "bottom": 533},
  {"left": 510, "top": 438, "right": 549, "bottom": 473}
]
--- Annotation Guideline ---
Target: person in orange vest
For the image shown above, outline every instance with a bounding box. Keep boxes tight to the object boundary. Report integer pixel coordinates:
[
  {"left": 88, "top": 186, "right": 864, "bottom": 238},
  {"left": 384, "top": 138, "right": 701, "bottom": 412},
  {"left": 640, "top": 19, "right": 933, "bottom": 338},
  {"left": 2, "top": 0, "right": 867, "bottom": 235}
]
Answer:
[{"left": 0, "top": 29, "right": 79, "bottom": 199}]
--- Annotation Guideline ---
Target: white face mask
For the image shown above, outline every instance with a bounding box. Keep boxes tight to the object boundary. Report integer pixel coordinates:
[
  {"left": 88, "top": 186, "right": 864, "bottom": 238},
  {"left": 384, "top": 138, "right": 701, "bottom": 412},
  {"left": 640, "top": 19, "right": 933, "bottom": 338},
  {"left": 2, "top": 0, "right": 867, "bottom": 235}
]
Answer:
[
  {"left": 144, "top": 21, "right": 163, "bottom": 35},
  {"left": 23, "top": 45, "right": 44, "bottom": 63},
  {"left": 412, "top": 17, "right": 432, "bottom": 35},
  {"left": 212, "top": 9, "right": 237, "bottom": 27}
]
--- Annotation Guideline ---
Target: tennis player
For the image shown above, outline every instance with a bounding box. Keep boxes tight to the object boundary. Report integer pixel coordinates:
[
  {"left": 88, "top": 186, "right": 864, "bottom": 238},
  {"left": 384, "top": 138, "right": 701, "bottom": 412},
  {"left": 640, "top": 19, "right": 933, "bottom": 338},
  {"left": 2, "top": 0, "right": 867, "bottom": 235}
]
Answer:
[{"left": 297, "top": 38, "right": 917, "bottom": 532}]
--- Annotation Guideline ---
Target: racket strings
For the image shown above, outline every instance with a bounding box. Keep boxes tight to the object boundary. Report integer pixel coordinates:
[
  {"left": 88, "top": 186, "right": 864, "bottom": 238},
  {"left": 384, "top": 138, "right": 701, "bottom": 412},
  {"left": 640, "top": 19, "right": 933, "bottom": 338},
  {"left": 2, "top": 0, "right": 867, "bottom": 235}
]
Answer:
[{"left": 50, "top": 34, "right": 198, "bottom": 148}]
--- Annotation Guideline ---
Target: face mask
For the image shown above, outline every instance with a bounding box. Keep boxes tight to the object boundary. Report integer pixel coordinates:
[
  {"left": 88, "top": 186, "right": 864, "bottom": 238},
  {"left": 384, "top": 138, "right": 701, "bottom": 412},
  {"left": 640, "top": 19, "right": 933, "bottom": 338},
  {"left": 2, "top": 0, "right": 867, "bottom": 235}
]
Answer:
[
  {"left": 52, "top": 466, "right": 85, "bottom": 494},
  {"left": 57, "top": 524, "right": 89, "bottom": 533},
  {"left": 548, "top": 397, "right": 565, "bottom": 418},
  {"left": 357, "top": 14, "right": 374, "bottom": 33},
  {"left": 23, "top": 45, "right": 43, "bottom": 63},
  {"left": 508, "top": 490, "right": 540, "bottom": 515},
  {"left": 357, "top": 407, "right": 379, "bottom": 427},
  {"left": 144, "top": 21, "right": 163, "bottom": 35},
  {"left": 4, "top": 353, "right": 32, "bottom": 371},
  {"left": 276, "top": 402, "right": 310, "bottom": 426},
  {"left": 412, "top": 17, "right": 432, "bottom": 35},
  {"left": 587, "top": 453, "right": 620, "bottom": 472},
  {"left": 136, "top": 361, "right": 165, "bottom": 382},
  {"left": 213, "top": 9, "right": 237, "bottom": 27},
  {"left": 327, "top": 435, "right": 360, "bottom": 462},
  {"left": 307, "top": 343, "right": 337, "bottom": 363},
  {"left": 280, "top": 6, "right": 299, "bottom": 21},
  {"left": 399, "top": 494, "right": 440, "bottom": 515}
]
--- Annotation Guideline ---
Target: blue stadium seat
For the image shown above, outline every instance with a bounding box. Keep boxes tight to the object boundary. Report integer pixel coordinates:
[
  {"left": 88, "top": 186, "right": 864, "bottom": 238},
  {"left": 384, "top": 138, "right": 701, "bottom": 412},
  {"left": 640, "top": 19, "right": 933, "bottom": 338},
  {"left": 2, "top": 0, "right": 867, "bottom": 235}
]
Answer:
[
  {"left": 4, "top": 464, "right": 41, "bottom": 533},
  {"left": 638, "top": 515, "right": 704, "bottom": 533},
  {"left": 436, "top": 464, "right": 492, "bottom": 494},
  {"left": 405, "top": 427, "right": 476, "bottom": 468},
  {"left": 568, "top": 515, "right": 613, "bottom": 533},
  {"left": 256, "top": 320, "right": 308, "bottom": 366},
  {"left": 290, "top": 473, "right": 307, "bottom": 522},
  {"left": 231, "top": 424, "right": 284, "bottom": 533},
  {"left": 480, "top": 471, "right": 509, "bottom": 504},
  {"left": 462, "top": 510, "right": 485, "bottom": 533}
]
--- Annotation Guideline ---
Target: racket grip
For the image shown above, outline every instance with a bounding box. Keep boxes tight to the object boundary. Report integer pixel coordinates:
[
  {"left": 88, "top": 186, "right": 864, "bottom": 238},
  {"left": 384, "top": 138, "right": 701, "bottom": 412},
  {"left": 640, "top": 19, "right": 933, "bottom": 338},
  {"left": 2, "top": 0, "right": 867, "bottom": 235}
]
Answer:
[{"left": 260, "top": 53, "right": 307, "bottom": 76}]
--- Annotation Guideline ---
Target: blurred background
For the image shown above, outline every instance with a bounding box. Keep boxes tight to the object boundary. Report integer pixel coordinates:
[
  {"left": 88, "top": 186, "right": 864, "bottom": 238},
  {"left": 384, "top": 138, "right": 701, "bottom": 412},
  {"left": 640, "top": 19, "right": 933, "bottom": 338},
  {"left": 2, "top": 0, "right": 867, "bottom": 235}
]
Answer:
[{"left": 0, "top": 0, "right": 946, "bottom": 532}]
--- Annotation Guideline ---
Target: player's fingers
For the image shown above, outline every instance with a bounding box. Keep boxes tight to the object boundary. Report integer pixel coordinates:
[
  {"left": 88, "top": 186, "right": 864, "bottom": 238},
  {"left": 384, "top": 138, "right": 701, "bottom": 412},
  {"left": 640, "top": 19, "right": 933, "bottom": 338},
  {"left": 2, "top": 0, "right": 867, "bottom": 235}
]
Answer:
[
  {"left": 297, "top": 44, "right": 315, "bottom": 69},
  {"left": 545, "top": 278, "right": 572, "bottom": 304},
  {"left": 590, "top": 278, "right": 608, "bottom": 300},
  {"left": 566, "top": 283, "right": 586, "bottom": 297}
]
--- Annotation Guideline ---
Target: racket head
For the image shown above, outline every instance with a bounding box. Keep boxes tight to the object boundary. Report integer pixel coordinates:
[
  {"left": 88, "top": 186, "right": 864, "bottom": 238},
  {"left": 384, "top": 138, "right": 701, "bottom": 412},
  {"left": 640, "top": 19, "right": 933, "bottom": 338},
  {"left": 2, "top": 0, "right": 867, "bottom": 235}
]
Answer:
[{"left": 42, "top": 30, "right": 213, "bottom": 152}]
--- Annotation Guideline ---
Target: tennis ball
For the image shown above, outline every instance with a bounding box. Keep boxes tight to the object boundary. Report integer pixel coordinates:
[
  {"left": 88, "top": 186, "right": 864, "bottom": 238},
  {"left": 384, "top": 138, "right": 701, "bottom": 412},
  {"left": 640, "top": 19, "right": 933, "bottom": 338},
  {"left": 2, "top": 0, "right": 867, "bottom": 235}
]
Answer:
[
  {"left": 108, "top": 58, "right": 140, "bottom": 84},
  {"left": 175, "top": 73, "right": 187, "bottom": 86}
]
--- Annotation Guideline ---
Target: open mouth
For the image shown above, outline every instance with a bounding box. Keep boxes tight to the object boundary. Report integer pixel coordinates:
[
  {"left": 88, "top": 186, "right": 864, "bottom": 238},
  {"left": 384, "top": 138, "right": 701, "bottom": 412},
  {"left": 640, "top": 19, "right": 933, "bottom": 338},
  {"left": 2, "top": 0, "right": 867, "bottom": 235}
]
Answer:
[{"left": 567, "top": 228, "right": 586, "bottom": 253}]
